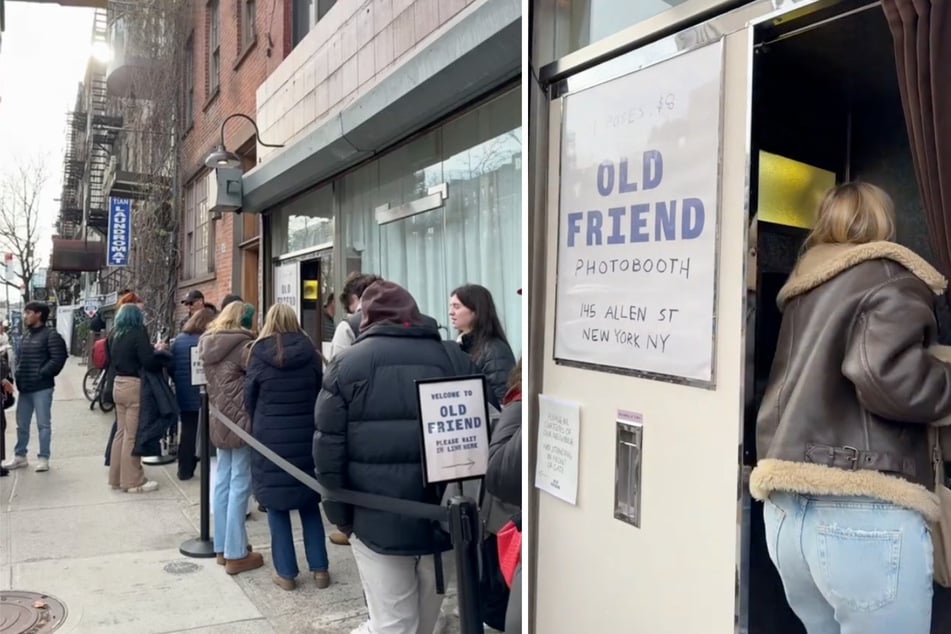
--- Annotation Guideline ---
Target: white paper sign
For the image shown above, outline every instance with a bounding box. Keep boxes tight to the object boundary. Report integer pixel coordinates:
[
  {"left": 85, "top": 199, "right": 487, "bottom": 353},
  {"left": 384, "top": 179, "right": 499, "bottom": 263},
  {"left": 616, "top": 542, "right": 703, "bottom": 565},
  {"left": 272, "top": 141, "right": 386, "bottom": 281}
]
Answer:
[
  {"left": 417, "top": 376, "right": 490, "bottom": 485},
  {"left": 190, "top": 346, "right": 206, "bottom": 386},
  {"left": 274, "top": 262, "right": 300, "bottom": 316},
  {"left": 554, "top": 41, "right": 724, "bottom": 383},
  {"left": 535, "top": 395, "right": 581, "bottom": 505}
]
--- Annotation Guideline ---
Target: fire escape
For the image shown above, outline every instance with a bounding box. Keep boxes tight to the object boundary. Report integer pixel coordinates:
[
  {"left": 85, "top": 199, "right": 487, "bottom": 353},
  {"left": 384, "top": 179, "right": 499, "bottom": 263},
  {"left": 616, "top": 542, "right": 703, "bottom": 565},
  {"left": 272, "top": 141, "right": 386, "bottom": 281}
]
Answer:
[{"left": 86, "top": 8, "right": 122, "bottom": 236}]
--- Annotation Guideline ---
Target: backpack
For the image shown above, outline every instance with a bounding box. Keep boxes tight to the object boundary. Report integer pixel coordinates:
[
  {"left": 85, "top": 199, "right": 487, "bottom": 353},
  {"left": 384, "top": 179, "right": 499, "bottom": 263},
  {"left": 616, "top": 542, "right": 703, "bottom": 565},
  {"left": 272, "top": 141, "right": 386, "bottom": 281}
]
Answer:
[{"left": 92, "top": 338, "right": 108, "bottom": 370}]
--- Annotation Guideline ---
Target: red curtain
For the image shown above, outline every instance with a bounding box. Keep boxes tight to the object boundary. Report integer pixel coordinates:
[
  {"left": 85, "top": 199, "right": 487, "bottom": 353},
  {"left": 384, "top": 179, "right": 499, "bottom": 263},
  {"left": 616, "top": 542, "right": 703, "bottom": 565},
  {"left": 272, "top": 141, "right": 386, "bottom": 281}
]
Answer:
[{"left": 882, "top": 0, "right": 951, "bottom": 285}]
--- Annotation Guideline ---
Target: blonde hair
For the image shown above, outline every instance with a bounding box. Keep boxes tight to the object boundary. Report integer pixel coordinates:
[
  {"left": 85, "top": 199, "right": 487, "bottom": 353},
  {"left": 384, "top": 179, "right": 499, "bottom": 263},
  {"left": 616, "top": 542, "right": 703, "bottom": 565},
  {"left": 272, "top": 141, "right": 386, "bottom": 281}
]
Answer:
[
  {"left": 205, "top": 301, "right": 249, "bottom": 334},
  {"left": 804, "top": 182, "right": 897, "bottom": 249},
  {"left": 247, "top": 303, "right": 310, "bottom": 367}
]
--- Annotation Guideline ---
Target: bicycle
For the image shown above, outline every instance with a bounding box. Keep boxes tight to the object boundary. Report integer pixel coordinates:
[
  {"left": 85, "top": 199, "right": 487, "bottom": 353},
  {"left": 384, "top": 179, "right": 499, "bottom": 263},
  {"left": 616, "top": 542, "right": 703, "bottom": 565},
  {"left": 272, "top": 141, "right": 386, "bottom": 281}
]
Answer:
[{"left": 82, "top": 366, "right": 115, "bottom": 413}]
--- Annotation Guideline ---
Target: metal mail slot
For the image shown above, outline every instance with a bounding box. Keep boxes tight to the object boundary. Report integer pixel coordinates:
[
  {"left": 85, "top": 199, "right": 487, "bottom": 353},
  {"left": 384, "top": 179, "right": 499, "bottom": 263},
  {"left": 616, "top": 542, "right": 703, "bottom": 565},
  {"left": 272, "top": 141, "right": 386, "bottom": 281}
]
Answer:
[{"left": 614, "top": 420, "right": 644, "bottom": 528}]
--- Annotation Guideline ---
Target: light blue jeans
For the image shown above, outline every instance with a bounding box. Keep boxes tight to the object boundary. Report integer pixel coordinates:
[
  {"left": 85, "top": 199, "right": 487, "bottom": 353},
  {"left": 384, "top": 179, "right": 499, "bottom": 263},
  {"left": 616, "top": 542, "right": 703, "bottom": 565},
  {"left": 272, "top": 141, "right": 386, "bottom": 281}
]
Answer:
[
  {"left": 764, "top": 492, "right": 933, "bottom": 634},
  {"left": 14, "top": 388, "right": 54, "bottom": 459},
  {"left": 213, "top": 446, "right": 252, "bottom": 560}
]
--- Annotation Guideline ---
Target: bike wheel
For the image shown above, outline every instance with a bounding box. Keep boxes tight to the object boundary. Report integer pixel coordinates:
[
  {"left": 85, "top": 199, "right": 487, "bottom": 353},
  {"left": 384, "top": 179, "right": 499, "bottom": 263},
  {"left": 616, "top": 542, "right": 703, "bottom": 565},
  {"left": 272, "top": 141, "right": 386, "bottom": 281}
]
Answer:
[
  {"left": 99, "top": 388, "right": 115, "bottom": 413},
  {"left": 82, "top": 367, "right": 100, "bottom": 402}
]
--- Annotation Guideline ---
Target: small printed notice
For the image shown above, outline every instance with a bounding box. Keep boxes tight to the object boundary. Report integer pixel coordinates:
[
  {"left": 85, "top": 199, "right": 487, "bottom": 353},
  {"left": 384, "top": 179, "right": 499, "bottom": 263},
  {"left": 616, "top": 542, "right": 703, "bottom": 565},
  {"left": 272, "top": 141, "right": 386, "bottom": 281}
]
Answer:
[
  {"left": 535, "top": 395, "right": 581, "bottom": 505},
  {"left": 417, "top": 376, "right": 490, "bottom": 485},
  {"left": 274, "top": 262, "right": 300, "bottom": 317},
  {"left": 553, "top": 40, "right": 724, "bottom": 384},
  {"left": 190, "top": 346, "right": 206, "bottom": 386}
]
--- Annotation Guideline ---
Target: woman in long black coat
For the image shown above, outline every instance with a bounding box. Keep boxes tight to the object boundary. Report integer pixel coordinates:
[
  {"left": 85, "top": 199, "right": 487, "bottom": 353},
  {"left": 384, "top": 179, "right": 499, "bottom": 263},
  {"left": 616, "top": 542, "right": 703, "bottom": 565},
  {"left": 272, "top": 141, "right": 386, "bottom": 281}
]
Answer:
[{"left": 244, "top": 303, "right": 329, "bottom": 591}]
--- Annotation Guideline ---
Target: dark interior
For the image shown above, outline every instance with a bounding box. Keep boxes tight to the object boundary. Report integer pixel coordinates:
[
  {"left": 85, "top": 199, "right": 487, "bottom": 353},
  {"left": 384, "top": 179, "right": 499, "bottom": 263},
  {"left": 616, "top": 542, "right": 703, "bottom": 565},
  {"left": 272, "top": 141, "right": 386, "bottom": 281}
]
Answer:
[{"left": 745, "top": 3, "right": 951, "bottom": 633}]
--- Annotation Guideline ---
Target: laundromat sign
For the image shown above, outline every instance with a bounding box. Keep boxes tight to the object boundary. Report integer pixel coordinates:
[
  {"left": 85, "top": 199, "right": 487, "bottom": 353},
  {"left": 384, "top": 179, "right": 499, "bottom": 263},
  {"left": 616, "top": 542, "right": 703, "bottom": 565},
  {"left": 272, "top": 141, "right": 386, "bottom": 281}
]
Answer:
[{"left": 554, "top": 40, "right": 724, "bottom": 386}]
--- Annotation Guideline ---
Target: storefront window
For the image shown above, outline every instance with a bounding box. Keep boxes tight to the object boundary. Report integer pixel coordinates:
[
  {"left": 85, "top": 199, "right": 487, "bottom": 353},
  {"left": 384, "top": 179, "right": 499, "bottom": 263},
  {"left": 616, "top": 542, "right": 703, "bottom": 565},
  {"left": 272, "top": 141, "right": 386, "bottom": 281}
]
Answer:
[
  {"left": 271, "top": 183, "right": 333, "bottom": 254},
  {"left": 544, "top": 0, "right": 691, "bottom": 65},
  {"left": 339, "top": 87, "right": 522, "bottom": 356}
]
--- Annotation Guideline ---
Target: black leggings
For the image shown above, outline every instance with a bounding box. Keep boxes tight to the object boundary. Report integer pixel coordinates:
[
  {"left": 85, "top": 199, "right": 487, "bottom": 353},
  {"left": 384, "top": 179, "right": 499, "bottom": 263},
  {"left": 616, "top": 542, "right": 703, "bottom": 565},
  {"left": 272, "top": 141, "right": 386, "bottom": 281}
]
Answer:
[{"left": 177, "top": 410, "right": 199, "bottom": 479}]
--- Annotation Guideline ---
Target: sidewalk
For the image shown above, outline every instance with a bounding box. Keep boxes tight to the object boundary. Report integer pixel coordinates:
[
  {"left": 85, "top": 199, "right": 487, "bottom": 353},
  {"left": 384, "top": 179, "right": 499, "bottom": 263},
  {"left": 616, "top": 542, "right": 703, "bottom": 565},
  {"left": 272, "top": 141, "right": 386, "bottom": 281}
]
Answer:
[{"left": 1, "top": 357, "right": 461, "bottom": 633}]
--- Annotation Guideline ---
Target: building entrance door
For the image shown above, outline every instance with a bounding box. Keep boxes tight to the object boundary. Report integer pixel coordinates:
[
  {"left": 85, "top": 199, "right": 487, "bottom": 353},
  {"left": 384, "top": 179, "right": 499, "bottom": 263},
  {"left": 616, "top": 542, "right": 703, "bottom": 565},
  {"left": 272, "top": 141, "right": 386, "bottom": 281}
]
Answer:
[{"left": 299, "top": 252, "right": 334, "bottom": 359}]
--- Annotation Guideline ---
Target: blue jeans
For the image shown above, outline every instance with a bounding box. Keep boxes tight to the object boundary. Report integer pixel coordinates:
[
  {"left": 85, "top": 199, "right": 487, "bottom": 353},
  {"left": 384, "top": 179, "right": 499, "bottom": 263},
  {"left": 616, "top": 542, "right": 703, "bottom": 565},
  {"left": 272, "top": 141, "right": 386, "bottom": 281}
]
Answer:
[
  {"left": 213, "top": 447, "right": 252, "bottom": 559},
  {"left": 764, "top": 492, "right": 933, "bottom": 634},
  {"left": 15, "top": 388, "right": 54, "bottom": 459},
  {"left": 266, "top": 505, "right": 329, "bottom": 579}
]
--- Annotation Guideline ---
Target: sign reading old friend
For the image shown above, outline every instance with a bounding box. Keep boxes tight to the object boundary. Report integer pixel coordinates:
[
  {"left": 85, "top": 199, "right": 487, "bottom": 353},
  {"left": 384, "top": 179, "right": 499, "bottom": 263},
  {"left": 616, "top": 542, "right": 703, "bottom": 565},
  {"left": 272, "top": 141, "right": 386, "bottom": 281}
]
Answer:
[
  {"left": 416, "top": 375, "right": 490, "bottom": 485},
  {"left": 554, "top": 40, "right": 724, "bottom": 384}
]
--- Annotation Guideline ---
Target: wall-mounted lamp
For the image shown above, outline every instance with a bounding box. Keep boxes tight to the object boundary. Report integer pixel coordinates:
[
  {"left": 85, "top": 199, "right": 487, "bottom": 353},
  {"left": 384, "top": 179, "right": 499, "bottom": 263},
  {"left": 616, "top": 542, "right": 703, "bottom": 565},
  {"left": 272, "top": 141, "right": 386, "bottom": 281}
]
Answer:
[{"left": 205, "top": 113, "right": 283, "bottom": 214}]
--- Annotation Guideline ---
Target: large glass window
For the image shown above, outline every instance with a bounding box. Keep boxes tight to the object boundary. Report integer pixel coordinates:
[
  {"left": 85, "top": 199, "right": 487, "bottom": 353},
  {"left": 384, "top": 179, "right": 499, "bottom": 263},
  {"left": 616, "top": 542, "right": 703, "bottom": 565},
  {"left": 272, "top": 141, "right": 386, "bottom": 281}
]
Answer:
[
  {"left": 540, "top": 0, "right": 692, "bottom": 65},
  {"left": 339, "top": 87, "right": 522, "bottom": 356},
  {"left": 182, "top": 176, "right": 214, "bottom": 279},
  {"left": 271, "top": 183, "right": 334, "bottom": 255}
]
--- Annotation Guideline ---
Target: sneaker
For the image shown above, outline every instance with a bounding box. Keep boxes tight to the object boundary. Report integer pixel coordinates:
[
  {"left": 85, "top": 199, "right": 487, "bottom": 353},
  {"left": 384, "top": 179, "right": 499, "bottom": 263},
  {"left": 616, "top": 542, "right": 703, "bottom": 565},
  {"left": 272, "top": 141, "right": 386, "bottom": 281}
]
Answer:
[
  {"left": 126, "top": 480, "right": 159, "bottom": 493},
  {"left": 272, "top": 572, "right": 296, "bottom": 591},
  {"left": 34, "top": 459, "right": 49, "bottom": 473},
  {"left": 312, "top": 570, "right": 330, "bottom": 589},
  {"left": 349, "top": 621, "right": 371, "bottom": 634},
  {"left": 1, "top": 456, "right": 27, "bottom": 470},
  {"left": 224, "top": 551, "right": 264, "bottom": 575}
]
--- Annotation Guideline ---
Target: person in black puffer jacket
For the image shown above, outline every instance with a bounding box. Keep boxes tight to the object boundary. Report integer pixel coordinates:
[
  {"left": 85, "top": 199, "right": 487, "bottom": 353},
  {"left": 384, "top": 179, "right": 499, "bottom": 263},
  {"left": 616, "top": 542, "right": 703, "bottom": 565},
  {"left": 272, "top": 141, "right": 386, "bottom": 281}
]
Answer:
[
  {"left": 449, "top": 284, "right": 515, "bottom": 403},
  {"left": 314, "top": 280, "right": 480, "bottom": 634},
  {"left": 245, "top": 303, "right": 329, "bottom": 592},
  {"left": 2, "top": 302, "right": 67, "bottom": 474},
  {"left": 486, "top": 359, "right": 522, "bottom": 634}
]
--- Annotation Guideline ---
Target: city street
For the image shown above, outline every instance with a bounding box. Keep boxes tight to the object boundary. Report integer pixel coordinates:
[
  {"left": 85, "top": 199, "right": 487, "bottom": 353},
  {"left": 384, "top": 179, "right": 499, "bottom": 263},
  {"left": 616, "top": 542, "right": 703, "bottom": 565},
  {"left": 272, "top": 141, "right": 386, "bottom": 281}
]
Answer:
[{"left": 0, "top": 357, "right": 462, "bottom": 633}]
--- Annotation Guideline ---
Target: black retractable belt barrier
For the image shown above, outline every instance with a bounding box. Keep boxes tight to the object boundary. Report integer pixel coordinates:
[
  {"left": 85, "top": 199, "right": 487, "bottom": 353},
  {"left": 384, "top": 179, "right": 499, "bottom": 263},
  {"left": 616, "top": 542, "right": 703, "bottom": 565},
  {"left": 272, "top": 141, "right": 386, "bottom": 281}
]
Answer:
[
  {"left": 193, "top": 405, "right": 485, "bottom": 634},
  {"left": 180, "top": 387, "right": 214, "bottom": 557}
]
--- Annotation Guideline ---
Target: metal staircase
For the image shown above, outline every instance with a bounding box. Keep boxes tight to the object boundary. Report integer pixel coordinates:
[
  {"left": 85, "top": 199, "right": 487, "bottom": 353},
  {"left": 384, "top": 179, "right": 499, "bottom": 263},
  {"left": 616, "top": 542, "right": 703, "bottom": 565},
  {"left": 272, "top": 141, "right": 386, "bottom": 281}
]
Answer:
[{"left": 85, "top": 7, "right": 120, "bottom": 237}]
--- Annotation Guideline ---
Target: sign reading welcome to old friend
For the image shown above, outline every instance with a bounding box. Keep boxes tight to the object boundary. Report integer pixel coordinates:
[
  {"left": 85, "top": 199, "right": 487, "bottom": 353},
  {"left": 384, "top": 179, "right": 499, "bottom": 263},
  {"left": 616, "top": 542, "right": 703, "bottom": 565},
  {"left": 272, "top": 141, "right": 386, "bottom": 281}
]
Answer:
[
  {"left": 554, "top": 41, "right": 724, "bottom": 384},
  {"left": 416, "top": 375, "right": 490, "bottom": 485}
]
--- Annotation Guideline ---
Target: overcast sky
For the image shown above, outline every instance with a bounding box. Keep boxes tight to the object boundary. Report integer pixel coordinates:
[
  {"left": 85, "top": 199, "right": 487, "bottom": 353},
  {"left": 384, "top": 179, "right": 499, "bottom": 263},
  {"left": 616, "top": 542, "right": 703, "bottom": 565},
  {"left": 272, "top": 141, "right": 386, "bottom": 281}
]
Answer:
[{"left": 0, "top": 3, "right": 95, "bottom": 268}]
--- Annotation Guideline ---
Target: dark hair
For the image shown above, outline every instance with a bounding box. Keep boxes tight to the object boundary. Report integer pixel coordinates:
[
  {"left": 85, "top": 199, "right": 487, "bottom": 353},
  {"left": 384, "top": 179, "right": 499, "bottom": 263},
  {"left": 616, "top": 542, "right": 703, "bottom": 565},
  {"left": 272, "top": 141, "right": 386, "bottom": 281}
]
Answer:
[
  {"left": 203, "top": 302, "right": 218, "bottom": 313},
  {"left": 450, "top": 284, "right": 508, "bottom": 360},
  {"left": 221, "top": 294, "right": 242, "bottom": 310},
  {"left": 24, "top": 302, "right": 50, "bottom": 323},
  {"left": 339, "top": 272, "right": 383, "bottom": 311},
  {"left": 182, "top": 308, "right": 215, "bottom": 334}
]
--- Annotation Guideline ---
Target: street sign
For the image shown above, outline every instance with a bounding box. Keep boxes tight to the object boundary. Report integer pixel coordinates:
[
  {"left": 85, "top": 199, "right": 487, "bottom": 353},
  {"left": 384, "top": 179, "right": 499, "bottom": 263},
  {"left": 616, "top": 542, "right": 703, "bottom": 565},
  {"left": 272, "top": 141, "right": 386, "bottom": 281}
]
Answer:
[
  {"left": 107, "top": 198, "right": 132, "bottom": 267},
  {"left": 190, "top": 346, "right": 206, "bottom": 386},
  {"left": 416, "top": 375, "right": 490, "bottom": 485}
]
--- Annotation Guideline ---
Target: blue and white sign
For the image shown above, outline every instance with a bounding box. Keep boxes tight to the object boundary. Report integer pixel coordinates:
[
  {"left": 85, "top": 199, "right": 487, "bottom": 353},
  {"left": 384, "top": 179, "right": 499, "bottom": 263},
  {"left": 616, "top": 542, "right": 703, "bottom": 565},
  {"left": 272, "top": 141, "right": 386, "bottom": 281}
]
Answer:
[
  {"left": 107, "top": 198, "right": 132, "bottom": 267},
  {"left": 553, "top": 41, "right": 723, "bottom": 383}
]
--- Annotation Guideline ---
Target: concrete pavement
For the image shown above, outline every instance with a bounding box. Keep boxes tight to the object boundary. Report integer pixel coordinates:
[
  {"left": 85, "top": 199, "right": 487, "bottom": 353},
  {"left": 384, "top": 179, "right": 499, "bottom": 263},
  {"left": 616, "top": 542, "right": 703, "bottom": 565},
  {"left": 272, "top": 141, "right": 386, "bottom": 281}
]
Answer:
[{"left": 1, "top": 357, "right": 462, "bottom": 633}]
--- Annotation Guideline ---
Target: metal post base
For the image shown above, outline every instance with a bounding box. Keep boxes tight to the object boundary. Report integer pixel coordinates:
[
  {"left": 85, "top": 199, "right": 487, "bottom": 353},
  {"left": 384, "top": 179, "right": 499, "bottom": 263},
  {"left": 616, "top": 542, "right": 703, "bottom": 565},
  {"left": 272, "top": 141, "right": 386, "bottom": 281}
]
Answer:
[
  {"left": 142, "top": 455, "right": 176, "bottom": 466},
  {"left": 179, "top": 538, "right": 216, "bottom": 558}
]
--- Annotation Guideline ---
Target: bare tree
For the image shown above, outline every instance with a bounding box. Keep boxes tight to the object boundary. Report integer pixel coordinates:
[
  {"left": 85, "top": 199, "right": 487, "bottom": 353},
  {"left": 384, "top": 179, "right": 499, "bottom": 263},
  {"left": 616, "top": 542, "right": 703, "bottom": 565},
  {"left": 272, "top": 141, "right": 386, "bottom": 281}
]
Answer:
[{"left": 0, "top": 158, "right": 48, "bottom": 303}]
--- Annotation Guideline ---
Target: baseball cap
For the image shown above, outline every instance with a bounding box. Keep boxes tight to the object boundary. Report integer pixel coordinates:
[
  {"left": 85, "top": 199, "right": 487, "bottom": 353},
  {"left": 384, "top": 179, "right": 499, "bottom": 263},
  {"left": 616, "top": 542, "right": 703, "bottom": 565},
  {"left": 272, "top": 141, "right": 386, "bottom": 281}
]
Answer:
[{"left": 182, "top": 290, "right": 205, "bottom": 305}]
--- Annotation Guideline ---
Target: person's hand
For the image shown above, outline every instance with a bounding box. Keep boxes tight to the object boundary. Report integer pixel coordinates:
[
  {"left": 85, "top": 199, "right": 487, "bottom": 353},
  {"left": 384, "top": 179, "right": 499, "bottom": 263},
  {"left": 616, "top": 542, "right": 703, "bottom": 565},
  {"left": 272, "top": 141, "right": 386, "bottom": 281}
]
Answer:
[{"left": 1, "top": 379, "right": 13, "bottom": 394}]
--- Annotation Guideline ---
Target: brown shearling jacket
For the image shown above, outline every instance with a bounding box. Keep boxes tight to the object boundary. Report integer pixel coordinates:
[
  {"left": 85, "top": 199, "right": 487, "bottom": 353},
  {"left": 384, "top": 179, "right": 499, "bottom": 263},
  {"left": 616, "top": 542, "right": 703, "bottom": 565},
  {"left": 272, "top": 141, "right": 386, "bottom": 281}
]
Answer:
[{"left": 750, "top": 241, "right": 951, "bottom": 521}]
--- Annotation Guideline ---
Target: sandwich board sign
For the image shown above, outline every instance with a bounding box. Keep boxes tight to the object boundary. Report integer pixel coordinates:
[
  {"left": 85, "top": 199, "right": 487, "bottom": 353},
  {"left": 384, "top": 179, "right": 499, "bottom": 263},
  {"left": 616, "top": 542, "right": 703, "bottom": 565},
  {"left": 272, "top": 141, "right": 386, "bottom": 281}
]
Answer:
[
  {"left": 416, "top": 375, "right": 490, "bottom": 485},
  {"left": 190, "top": 347, "right": 206, "bottom": 386}
]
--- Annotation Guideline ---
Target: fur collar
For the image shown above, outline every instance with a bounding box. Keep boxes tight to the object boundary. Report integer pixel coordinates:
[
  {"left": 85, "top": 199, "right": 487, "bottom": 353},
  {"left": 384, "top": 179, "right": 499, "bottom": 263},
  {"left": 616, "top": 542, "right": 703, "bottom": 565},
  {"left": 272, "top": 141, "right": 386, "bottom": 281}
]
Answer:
[{"left": 777, "top": 241, "right": 947, "bottom": 310}]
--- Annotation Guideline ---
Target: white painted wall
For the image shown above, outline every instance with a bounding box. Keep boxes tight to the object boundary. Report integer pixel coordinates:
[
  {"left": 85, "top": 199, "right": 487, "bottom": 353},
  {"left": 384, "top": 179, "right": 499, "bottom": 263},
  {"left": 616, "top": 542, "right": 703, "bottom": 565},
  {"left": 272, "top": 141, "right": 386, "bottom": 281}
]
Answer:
[{"left": 533, "top": 27, "right": 752, "bottom": 634}]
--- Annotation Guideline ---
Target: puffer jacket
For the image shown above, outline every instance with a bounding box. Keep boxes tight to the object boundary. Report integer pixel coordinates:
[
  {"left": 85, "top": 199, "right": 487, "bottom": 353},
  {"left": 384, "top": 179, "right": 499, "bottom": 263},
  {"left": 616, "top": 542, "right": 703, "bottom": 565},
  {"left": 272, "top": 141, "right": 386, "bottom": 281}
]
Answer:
[
  {"left": 460, "top": 334, "right": 515, "bottom": 404},
  {"left": 170, "top": 333, "right": 201, "bottom": 412},
  {"left": 198, "top": 329, "right": 253, "bottom": 449},
  {"left": 314, "top": 281, "right": 481, "bottom": 556},
  {"left": 482, "top": 397, "right": 521, "bottom": 534},
  {"left": 14, "top": 326, "right": 67, "bottom": 394},
  {"left": 750, "top": 241, "right": 951, "bottom": 522},
  {"left": 245, "top": 332, "right": 322, "bottom": 511}
]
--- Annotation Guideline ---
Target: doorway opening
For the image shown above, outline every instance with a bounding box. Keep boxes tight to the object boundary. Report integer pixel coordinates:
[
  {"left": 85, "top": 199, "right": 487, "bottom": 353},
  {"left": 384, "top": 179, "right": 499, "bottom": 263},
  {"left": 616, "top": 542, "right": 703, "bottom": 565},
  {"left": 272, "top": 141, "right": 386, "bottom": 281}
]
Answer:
[
  {"left": 298, "top": 252, "right": 334, "bottom": 359},
  {"left": 743, "top": 2, "right": 950, "bottom": 632}
]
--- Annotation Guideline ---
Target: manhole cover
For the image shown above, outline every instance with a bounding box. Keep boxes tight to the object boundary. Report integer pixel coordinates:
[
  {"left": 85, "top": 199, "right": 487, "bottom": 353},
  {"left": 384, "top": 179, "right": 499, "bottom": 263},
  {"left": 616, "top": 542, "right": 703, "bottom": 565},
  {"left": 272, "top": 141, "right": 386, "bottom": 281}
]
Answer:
[
  {"left": 0, "top": 591, "right": 67, "bottom": 634},
  {"left": 163, "top": 560, "right": 201, "bottom": 575}
]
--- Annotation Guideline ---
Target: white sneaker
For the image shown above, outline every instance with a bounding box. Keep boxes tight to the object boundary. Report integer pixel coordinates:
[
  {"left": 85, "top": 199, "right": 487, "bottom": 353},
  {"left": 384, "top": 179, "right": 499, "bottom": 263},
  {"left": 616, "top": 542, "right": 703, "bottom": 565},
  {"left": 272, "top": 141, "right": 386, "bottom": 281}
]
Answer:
[
  {"left": 126, "top": 480, "right": 159, "bottom": 493},
  {"left": 349, "top": 621, "right": 371, "bottom": 634},
  {"left": 34, "top": 459, "right": 49, "bottom": 473},
  {"left": 1, "top": 456, "right": 27, "bottom": 470}
]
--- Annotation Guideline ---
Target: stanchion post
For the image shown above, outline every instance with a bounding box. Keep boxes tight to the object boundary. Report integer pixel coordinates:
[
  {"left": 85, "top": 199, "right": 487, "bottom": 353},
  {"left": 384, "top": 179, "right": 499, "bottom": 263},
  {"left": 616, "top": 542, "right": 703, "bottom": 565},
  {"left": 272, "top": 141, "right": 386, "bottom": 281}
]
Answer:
[
  {"left": 180, "top": 386, "right": 214, "bottom": 557},
  {"left": 449, "top": 496, "right": 484, "bottom": 634}
]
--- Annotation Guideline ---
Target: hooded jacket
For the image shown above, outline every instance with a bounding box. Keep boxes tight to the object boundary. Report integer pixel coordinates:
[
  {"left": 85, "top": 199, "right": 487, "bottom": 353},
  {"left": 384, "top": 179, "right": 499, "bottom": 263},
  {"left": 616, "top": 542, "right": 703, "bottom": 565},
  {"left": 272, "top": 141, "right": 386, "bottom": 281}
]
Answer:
[
  {"left": 198, "top": 329, "right": 253, "bottom": 449},
  {"left": 750, "top": 241, "right": 951, "bottom": 521},
  {"left": 245, "top": 332, "right": 323, "bottom": 511},
  {"left": 314, "top": 281, "right": 480, "bottom": 556}
]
